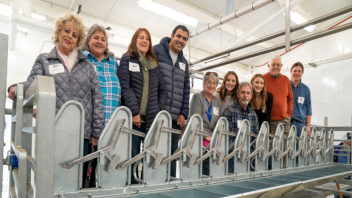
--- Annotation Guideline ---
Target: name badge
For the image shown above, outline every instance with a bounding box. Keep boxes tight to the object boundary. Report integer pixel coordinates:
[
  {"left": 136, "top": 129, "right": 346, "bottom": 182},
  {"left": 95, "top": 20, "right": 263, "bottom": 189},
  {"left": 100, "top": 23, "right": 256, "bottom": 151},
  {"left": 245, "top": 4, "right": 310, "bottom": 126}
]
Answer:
[
  {"left": 237, "top": 120, "right": 243, "bottom": 128},
  {"left": 49, "top": 64, "right": 65, "bottom": 75},
  {"left": 298, "top": 97, "right": 305, "bottom": 104},
  {"left": 213, "top": 107, "right": 219, "bottom": 116},
  {"left": 129, "top": 62, "right": 140, "bottom": 72},
  {"left": 179, "top": 62, "right": 186, "bottom": 71}
]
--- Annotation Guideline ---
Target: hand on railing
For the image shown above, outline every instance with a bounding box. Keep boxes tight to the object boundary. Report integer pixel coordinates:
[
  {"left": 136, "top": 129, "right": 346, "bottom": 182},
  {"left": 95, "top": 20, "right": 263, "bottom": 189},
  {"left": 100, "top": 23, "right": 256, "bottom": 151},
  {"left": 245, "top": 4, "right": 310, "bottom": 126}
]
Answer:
[{"left": 8, "top": 86, "right": 17, "bottom": 100}]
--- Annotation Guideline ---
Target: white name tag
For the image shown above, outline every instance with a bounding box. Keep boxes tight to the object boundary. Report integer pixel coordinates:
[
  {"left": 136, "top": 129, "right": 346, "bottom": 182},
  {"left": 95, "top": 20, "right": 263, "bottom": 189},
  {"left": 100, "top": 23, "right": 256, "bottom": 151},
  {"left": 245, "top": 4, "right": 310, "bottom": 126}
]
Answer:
[
  {"left": 237, "top": 120, "right": 243, "bottom": 128},
  {"left": 179, "top": 62, "right": 186, "bottom": 71},
  {"left": 129, "top": 62, "right": 140, "bottom": 72},
  {"left": 298, "top": 97, "right": 305, "bottom": 104},
  {"left": 49, "top": 64, "right": 65, "bottom": 75},
  {"left": 213, "top": 107, "right": 219, "bottom": 116}
]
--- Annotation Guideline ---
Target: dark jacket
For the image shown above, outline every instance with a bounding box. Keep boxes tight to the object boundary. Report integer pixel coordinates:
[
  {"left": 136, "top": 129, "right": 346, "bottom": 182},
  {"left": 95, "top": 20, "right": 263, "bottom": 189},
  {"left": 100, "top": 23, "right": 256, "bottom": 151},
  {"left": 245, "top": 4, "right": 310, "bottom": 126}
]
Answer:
[
  {"left": 117, "top": 50, "right": 167, "bottom": 128},
  {"left": 153, "top": 37, "right": 190, "bottom": 122},
  {"left": 250, "top": 91, "right": 273, "bottom": 130},
  {"left": 8, "top": 47, "right": 104, "bottom": 139}
]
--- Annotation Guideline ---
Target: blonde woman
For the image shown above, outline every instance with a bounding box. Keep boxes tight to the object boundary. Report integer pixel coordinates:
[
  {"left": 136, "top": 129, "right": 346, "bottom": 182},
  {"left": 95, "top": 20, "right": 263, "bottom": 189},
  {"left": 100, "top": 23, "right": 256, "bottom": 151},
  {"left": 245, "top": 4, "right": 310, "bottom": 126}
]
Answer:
[{"left": 249, "top": 74, "right": 273, "bottom": 129}]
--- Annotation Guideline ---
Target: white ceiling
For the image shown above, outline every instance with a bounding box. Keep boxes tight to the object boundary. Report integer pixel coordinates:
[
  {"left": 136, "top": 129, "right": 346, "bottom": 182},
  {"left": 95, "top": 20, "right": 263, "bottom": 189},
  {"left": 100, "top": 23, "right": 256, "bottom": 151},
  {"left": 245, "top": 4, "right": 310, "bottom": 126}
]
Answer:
[{"left": 2, "top": 0, "right": 352, "bottom": 72}]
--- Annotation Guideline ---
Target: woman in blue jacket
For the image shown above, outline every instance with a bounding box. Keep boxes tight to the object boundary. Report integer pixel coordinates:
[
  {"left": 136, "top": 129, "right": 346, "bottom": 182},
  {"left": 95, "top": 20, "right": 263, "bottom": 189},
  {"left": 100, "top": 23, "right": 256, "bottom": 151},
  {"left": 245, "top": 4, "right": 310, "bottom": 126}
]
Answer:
[{"left": 117, "top": 28, "right": 167, "bottom": 184}]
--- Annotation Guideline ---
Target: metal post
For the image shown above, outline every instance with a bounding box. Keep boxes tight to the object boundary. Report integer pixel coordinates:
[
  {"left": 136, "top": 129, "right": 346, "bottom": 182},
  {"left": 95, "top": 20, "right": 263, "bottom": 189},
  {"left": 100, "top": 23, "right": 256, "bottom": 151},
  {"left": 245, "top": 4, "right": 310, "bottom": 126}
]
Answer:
[
  {"left": 0, "top": 33, "right": 8, "bottom": 198},
  {"left": 285, "top": 0, "right": 291, "bottom": 51},
  {"left": 190, "top": 5, "right": 352, "bottom": 66},
  {"left": 190, "top": 21, "right": 352, "bottom": 74},
  {"left": 188, "top": 29, "right": 191, "bottom": 65},
  {"left": 324, "top": 117, "right": 328, "bottom": 127},
  {"left": 32, "top": 76, "right": 56, "bottom": 198}
]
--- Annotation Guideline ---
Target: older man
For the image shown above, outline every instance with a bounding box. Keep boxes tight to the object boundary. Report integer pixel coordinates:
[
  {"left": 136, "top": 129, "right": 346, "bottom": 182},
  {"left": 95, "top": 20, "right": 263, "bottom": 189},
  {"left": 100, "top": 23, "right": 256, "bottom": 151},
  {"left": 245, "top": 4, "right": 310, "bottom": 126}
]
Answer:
[
  {"left": 290, "top": 62, "right": 312, "bottom": 137},
  {"left": 263, "top": 55, "right": 293, "bottom": 134},
  {"left": 223, "top": 82, "right": 259, "bottom": 173}
]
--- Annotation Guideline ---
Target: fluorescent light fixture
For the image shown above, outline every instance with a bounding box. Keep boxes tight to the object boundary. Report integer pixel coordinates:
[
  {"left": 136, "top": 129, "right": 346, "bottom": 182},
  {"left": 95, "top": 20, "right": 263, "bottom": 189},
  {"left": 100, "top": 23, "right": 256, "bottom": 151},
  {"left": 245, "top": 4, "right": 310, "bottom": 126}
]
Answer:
[
  {"left": 204, "top": 53, "right": 230, "bottom": 63},
  {"left": 0, "top": 3, "right": 10, "bottom": 17},
  {"left": 31, "top": 13, "right": 46, "bottom": 21},
  {"left": 113, "top": 34, "right": 131, "bottom": 46},
  {"left": 309, "top": 52, "right": 352, "bottom": 67},
  {"left": 284, "top": 12, "right": 315, "bottom": 32},
  {"left": 138, "top": 0, "right": 198, "bottom": 27},
  {"left": 19, "top": 9, "right": 22, "bottom": 15},
  {"left": 17, "top": 26, "right": 29, "bottom": 34}
]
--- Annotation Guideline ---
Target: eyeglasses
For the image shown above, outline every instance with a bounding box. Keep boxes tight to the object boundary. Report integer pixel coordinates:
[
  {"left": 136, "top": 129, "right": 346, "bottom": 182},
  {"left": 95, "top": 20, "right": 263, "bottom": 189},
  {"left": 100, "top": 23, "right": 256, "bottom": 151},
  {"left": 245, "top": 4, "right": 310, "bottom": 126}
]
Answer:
[{"left": 205, "top": 72, "right": 218, "bottom": 76}]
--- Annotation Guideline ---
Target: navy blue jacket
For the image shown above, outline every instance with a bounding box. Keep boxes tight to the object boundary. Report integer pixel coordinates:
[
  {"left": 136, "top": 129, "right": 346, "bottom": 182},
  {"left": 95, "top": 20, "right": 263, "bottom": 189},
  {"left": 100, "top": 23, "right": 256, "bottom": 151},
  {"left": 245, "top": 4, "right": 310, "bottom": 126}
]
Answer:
[
  {"left": 153, "top": 37, "right": 190, "bottom": 122},
  {"left": 117, "top": 50, "right": 167, "bottom": 128}
]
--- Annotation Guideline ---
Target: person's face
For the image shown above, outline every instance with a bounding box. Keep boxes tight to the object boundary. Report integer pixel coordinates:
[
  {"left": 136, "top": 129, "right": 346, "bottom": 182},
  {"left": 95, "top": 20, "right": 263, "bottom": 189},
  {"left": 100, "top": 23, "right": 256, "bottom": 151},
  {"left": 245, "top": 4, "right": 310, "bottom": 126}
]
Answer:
[
  {"left": 225, "top": 74, "right": 237, "bottom": 92},
  {"left": 268, "top": 58, "right": 282, "bottom": 77},
  {"left": 88, "top": 30, "right": 107, "bottom": 57},
  {"left": 237, "top": 86, "right": 252, "bottom": 108},
  {"left": 252, "top": 77, "right": 264, "bottom": 94},
  {"left": 343, "top": 141, "right": 351, "bottom": 149},
  {"left": 204, "top": 78, "right": 217, "bottom": 95},
  {"left": 136, "top": 31, "right": 150, "bottom": 56},
  {"left": 290, "top": 66, "right": 303, "bottom": 82},
  {"left": 58, "top": 22, "right": 78, "bottom": 53},
  {"left": 169, "top": 28, "right": 188, "bottom": 54}
]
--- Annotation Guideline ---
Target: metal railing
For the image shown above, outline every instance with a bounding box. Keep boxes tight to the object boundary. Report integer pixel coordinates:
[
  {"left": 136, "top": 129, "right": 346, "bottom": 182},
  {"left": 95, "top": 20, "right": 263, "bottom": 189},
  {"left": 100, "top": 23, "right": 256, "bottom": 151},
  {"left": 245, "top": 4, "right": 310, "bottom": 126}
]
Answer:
[{"left": 8, "top": 76, "right": 56, "bottom": 198}]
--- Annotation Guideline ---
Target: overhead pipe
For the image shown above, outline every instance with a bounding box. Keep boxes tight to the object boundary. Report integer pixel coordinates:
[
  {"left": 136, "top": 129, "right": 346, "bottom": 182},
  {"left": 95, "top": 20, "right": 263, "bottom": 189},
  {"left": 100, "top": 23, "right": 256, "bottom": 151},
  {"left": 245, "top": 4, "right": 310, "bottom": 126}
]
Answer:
[
  {"left": 190, "top": 0, "right": 276, "bottom": 38},
  {"left": 190, "top": 21, "right": 352, "bottom": 74},
  {"left": 285, "top": 0, "right": 291, "bottom": 51},
  {"left": 190, "top": 5, "right": 352, "bottom": 66},
  {"left": 254, "top": 13, "right": 352, "bottom": 68},
  {"left": 222, "top": 0, "right": 302, "bottom": 51}
]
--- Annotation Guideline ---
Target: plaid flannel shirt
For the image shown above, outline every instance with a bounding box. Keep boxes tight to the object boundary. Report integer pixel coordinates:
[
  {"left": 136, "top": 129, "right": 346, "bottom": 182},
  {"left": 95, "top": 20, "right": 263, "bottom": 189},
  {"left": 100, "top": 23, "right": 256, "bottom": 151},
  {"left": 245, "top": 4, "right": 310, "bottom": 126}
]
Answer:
[
  {"left": 82, "top": 50, "right": 121, "bottom": 125},
  {"left": 223, "top": 102, "right": 259, "bottom": 150}
]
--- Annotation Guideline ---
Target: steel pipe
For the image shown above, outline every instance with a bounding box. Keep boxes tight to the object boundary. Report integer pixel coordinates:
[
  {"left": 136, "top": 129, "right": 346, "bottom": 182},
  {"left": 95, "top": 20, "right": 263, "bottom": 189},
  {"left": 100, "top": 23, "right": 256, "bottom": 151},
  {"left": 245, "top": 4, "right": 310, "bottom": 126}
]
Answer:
[
  {"left": 190, "top": 5, "right": 352, "bottom": 66},
  {"left": 190, "top": 21, "right": 352, "bottom": 74},
  {"left": 190, "top": 0, "right": 276, "bottom": 38},
  {"left": 285, "top": 0, "right": 291, "bottom": 51}
]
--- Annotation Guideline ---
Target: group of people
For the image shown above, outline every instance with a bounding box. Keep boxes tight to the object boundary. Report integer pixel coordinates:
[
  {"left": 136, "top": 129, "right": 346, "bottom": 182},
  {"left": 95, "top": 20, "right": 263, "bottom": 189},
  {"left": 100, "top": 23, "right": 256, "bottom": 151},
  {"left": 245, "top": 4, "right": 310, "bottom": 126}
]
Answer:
[{"left": 7, "top": 12, "right": 314, "bottom": 185}]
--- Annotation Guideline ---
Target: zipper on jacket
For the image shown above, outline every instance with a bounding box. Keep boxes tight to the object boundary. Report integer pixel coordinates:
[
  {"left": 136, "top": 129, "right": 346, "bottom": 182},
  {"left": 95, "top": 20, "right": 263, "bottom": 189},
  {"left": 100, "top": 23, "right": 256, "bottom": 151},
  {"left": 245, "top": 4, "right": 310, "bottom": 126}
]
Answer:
[{"left": 57, "top": 55, "right": 80, "bottom": 100}]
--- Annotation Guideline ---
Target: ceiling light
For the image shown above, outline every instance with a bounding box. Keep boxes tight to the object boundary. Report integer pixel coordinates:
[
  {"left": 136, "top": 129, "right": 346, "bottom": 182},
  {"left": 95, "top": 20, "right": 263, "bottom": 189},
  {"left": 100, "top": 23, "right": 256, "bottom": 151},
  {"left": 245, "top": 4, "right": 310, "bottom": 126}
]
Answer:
[
  {"left": 308, "top": 52, "right": 352, "bottom": 67},
  {"left": 284, "top": 12, "right": 315, "bottom": 32},
  {"left": 138, "top": 0, "right": 198, "bottom": 27},
  {"left": 0, "top": 3, "right": 10, "bottom": 17},
  {"left": 113, "top": 35, "right": 131, "bottom": 45},
  {"left": 31, "top": 13, "right": 46, "bottom": 21},
  {"left": 17, "top": 26, "right": 29, "bottom": 34}
]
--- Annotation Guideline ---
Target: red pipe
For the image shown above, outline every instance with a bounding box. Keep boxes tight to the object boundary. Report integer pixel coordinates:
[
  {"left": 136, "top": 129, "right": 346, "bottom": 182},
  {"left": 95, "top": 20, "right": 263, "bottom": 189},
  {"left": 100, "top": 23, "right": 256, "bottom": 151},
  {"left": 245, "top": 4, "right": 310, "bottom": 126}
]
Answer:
[{"left": 254, "top": 15, "right": 352, "bottom": 68}]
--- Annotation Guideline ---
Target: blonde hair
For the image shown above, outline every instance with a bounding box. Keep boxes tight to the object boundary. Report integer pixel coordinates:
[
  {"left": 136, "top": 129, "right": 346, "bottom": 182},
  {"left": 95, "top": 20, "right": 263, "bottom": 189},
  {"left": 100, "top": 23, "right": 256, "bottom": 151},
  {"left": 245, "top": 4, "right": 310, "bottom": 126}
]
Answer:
[{"left": 53, "top": 13, "right": 86, "bottom": 47}]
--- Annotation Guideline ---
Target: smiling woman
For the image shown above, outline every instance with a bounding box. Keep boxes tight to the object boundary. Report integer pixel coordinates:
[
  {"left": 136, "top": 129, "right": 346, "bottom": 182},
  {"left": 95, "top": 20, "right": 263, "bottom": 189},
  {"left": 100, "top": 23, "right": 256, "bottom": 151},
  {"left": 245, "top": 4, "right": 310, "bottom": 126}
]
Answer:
[
  {"left": 117, "top": 28, "right": 167, "bottom": 184},
  {"left": 249, "top": 74, "right": 273, "bottom": 130},
  {"left": 7, "top": 13, "right": 105, "bottom": 181}
]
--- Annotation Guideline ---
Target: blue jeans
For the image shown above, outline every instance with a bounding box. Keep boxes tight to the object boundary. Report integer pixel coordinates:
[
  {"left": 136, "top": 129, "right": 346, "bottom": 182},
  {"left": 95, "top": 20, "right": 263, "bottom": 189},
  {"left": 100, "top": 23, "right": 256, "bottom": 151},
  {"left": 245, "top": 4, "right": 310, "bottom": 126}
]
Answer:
[
  {"left": 291, "top": 121, "right": 306, "bottom": 165},
  {"left": 170, "top": 121, "right": 180, "bottom": 177},
  {"left": 131, "top": 116, "right": 147, "bottom": 184}
]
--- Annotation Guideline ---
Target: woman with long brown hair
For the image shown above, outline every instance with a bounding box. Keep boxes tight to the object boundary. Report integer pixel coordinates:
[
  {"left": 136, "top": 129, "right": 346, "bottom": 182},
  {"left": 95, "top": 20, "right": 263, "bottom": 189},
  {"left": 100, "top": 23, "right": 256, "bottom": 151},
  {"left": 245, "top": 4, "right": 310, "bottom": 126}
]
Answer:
[
  {"left": 213, "top": 71, "right": 239, "bottom": 113},
  {"left": 249, "top": 74, "right": 273, "bottom": 129},
  {"left": 117, "top": 28, "right": 167, "bottom": 184}
]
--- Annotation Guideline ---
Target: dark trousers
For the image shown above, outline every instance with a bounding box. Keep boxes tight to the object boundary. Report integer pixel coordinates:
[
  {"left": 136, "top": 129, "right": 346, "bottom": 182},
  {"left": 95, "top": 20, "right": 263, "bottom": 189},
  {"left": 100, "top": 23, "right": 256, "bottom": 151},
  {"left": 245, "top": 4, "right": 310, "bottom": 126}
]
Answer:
[
  {"left": 130, "top": 116, "right": 147, "bottom": 184},
  {"left": 82, "top": 139, "right": 97, "bottom": 188},
  {"left": 170, "top": 121, "right": 180, "bottom": 177}
]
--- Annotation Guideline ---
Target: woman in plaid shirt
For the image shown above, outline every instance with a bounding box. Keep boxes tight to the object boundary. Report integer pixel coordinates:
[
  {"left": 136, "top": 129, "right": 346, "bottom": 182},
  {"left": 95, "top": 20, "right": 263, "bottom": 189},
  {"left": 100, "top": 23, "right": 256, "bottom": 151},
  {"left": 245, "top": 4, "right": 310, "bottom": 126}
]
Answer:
[{"left": 80, "top": 24, "right": 122, "bottom": 187}]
